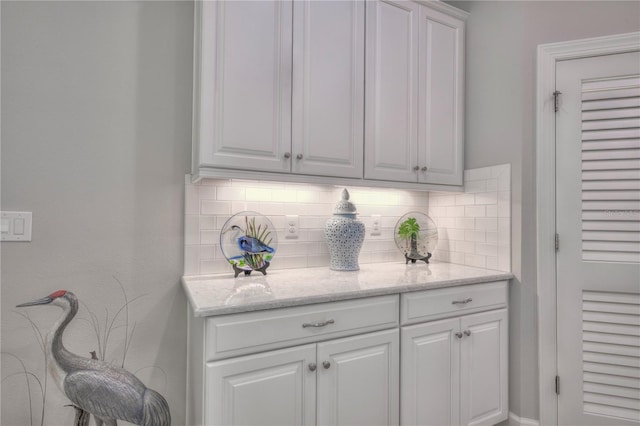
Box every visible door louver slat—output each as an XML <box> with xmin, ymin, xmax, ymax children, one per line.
<box><xmin>582</xmin><ymin>290</ymin><xmax>640</xmax><ymax>422</ymax></box>
<box><xmin>581</xmin><ymin>76</ymin><xmax>640</xmax><ymax>264</ymax></box>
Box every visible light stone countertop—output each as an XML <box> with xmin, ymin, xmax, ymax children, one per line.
<box><xmin>182</xmin><ymin>261</ymin><xmax>513</xmax><ymax>317</ymax></box>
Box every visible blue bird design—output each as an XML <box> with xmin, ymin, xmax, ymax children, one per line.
<box><xmin>238</xmin><ymin>236</ymin><xmax>275</xmax><ymax>254</ymax></box>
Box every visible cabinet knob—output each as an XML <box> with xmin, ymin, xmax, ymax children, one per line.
<box><xmin>322</xmin><ymin>361</ymin><xmax>331</xmax><ymax>369</ymax></box>
<box><xmin>455</xmin><ymin>332</ymin><xmax>463</xmax><ymax>339</ymax></box>
<box><xmin>413</xmin><ymin>166</ymin><xmax>420</xmax><ymax>171</ymax></box>
<box><xmin>284</xmin><ymin>152</ymin><xmax>291</xmax><ymax>159</ymax></box>
<box><xmin>296</xmin><ymin>153</ymin><xmax>304</xmax><ymax>160</ymax></box>
<box><xmin>308</xmin><ymin>363</ymin><xmax>317</xmax><ymax>372</ymax></box>
<box><xmin>464</xmin><ymin>330</ymin><xmax>471</xmax><ymax>336</ymax></box>
<box><xmin>421</xmin><ymin>166</ymin><xmax>428</xmax><ymax>172</ymax></box>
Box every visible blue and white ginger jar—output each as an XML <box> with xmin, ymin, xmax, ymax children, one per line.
<box><xmin>324</xmin><ymin>188</ymin><xmax>365</xmax><ymax>271</ymax></box>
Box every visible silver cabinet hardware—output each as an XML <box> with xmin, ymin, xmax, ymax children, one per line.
<box><xmin>452</xmin><ymin>298</ymin><xmax>473</xmax><ymax>305</ymax></box>
<box><xmin>421</xmin><ymin>166</ymin><xmax>428</xmax><ymax>172</ymax></box>
<box><xmin>296</xmin><ymin>153</ymin><xmax>304</xmax><ymax>160</ymax></box>
<box><xmin>464</xmin><ymin>330</ymin><xmax>471</xmax><ymax>336</ymax></box>
<box><xmin>413</xmin><ymin>166</ymin><xmax>420</xmax><ymax>171</ymax></box>
<box><xmin>284</xmin><ymin>152</ymin><xmax>291</xmax><ymax>159</ymax></box>
<box><xmin>308</xmin><ymin>363</ymin><xmax>317</xmax><ymax>372</ymax></box>
<box><xmin>302</xmin><ymin>319</ymin><xmax>335</xmax><ymax>328</ymax></box>
<box><xmin>455</xmin><ymin>332</ymin><xmax>463</xmax><ymax>339</ymax></box>
<box><xmin>323</xmin><ymin>361</ymin><xmax>331</xmax><ymax>369</ymax></box>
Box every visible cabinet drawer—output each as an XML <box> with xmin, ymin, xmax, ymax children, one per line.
<box><xmin>206</xmin><ymin>295</ymin><xmax>399</xmax><ymax>360</ymax></box>
<box><xmin>401</xmin><ymin>281</ymin><xmax>507</xmax><ymax>325</ymax></box>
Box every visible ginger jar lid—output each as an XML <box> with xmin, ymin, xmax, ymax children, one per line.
<box><xmin>333</xmin><ymin>188</ymin><xmax>357</xmax><ymax>216</ymax></box>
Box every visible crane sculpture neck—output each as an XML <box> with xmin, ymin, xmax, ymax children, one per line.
<box><xmin>49</xmin><ymin>292</ymin><xmax>89</xmax><ymax>373</ymax></box>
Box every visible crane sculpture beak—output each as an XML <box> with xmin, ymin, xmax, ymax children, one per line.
<box><xmin>17</xmin><ymin>296</ymin><xmax>53</xmax><ymax>307</ymax></box>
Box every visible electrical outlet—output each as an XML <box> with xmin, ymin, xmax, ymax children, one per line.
<box><xmin>285</xmin><ymin>215</ymin><xmax>299</xmax><ymax>239</ymax></box>
<box><xmin>371</xmin><ymin>214</ymin><xmax>381</xmax><ymax>236</ymax></box>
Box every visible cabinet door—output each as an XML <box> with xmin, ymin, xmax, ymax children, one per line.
<box><xmin>317</xmin><ymin>329</ymin><xmax>399</xmax><ymax>426</ymax></box>
<box><xmin>460</xmin><ymin>309</ymin><xmax>508</xmax><ymax>426</ymax></box>
<box><xmin>401</xmin><ymin>317</ymin><xmax>460</xmax><ymax>426</ymax></box>
<box><xmin>196</xmin><ymin>1</ymin><xmax>293</xmax><ymax>173</ymax></box>
<box><xmin>206</xmin><ymin>344</ymin><xmax>316</xmax><ymax>426</ymax></box>
<box><xmin>418</xmin><ymin>6</ymin><xmax>464</xmax><ymax>185</ymax></box>
<box><xmin>292</xmin><ymin>0</ymin><xmax>364</xmax><ymax>178</ymax></box>
<box><xmin>364</xmin><ymin>0</ymin><xmax>419</xmax><ymax>183</ymax></box>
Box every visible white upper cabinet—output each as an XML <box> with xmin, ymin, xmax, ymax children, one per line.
<box><xmin>418</xmin><ymin>5</ymin><xmax>465</xmax><ymax>185</ymax></box>
<box><xmin>193</xmin><ymin>0</ymin><xmax>466</xmax><ymax>188</ymax></box>
<box><xmin>292</xmin><ymin>1</ymin><xmax>365</xmax><ymax>178</ymax></box>
<box><xmin>194</xmin><ymin>1</ymin><xmax>293</xmax><ymax>174</ymax></box>
<box><xmin>365</xmin><ymin>0</ymin><xmax>466</xmax><ymax>186</ymax></box>
<box><xmin>365</xmin><ymin>0</ymin><xmax>420</xmax><ymax>183</ymax></box>
<box><xmin>193</xmin><ymin>0</ymin><xmax>364</xmax><ymax>178</ymax></box>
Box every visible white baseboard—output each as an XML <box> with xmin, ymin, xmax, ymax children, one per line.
<box><xmin>509</xmin><ymin>411</ymin><xmax>540</xmax><ymax>426</ymax></box>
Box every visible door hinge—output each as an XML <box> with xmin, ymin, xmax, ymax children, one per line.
<box><xmin>553</xmin><ymin>90</ymin><xmax>562</xmax><ymax>112</ymax></box>
<box><xmin>555</xmin><ymin>233</ymin><xmax>559</xmax><ymax>251</ymax></box>
<box><xmin>555</xmin><ymin>375</ymin><xmax>560</xmax><ymax>395</ymax></box>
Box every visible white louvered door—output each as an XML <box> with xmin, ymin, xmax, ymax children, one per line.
<box><xmin>556</xmin><ymin>51</ymin><xmax>640</xmax><ymax>426</ymax></box>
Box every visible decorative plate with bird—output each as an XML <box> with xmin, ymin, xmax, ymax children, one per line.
<box><xmin>220</xmin><ymin>211</ymin><xmax>278</xmax><ymax>277</ymax></box>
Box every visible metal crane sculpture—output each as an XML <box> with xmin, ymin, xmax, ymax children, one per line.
<box><xmin>17</xmin><ymin>290</ymin><xmax>171</xmax><ymax>426</ymax></box>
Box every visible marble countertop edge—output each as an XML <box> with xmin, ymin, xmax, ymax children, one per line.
<box><xmin>182</xmin><ymin>262</ymin><xmax>514</xmax><ymax>317</ymax></box>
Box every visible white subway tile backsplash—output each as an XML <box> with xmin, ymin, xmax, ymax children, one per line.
<box><xmin>475</xmin><ymin>192</ymin><xmax>498</xmax><ymax>205</ymax></box>
<box><xmin>184</xmin><ymin>179</ymin><xmax>430</xmax><ymax>275</ymax></box>
<box><xmin>200</xmin><ymin>216</ymin><xmax>216</xmax><ymax>230</ymax></box>
<box><xmin>200</xmin><ymin>230</ymin><xmax>219</xmax><ymax>245</ymax></box>
<box><xmin>199</xmin><ymin>186</ymin><xmax>216</xmax><ymax>200</ymax></box>
<box><xmin>185</xmin><ymin>185</ymin><xmax>199</xmax><ymax>215</ymax></box>
<box><xmin>202</xmin><ymin>200</ymin><xmax>231</xmax><ymax>215</ymax></box>
<box><xmin>465</xmin><ymin>253</ymin><xmax>486</xmax><ymax>268</ymax></box>
<box><xmin>185</xmin><ymin>215</ymin><xmax>200</xmax><ymax>245</ymax></box>
<box><xmin>455</xmin><ymin>217</ymin><xmax>476</xmax><ymax>230</ymax></box>
<box><xmin>476</xmin><ymin>243</ymin><xmax>498</xmax><ymax>257</ymax></box>
<box><xmin>184</xmin><ymin>163</ymin><xmax>511</xmax><ymax>275</ymax></box>
<box><xmin>464</xmin><ymin>179</ymin><xmax>486</xmax><ymax>193</ymax></box>
<box><xmin>216</xmin><ymin>186</ymin><xmax>246</xmax><ymax>201</ymax></box>
<box><xmin>476</xmin><ymin>217</ymin><xmax>498</xmax><ymax>231</ymax></box>
<box><xmin>429</xmin><ymin>163</ymin><xmax>511</xmax><ymax>272</ymax></box>
<box><xmin>446</xmin><ymin>206</ymin><xmax>465</xmax><ymax>217</ymax></box>
<box><xmin>464</xmin><ymin>205</ymin><xmax>486</xmax><ymax>217</ymax></box>
<box><xmin>465</xmin><ymin>230</ymin><xmax>486</xmax><ymax>243</ymax></box>
<box><xmin>455</xmin><ymin>193</ymin><xmax>475</xmax><ymax>206</ymax></box>
<box><xmin>464</xmin><ymin>167</ymin><xmax>492</xmax><ymax>181</ymax></box>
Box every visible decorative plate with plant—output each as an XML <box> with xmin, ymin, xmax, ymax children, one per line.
<box><xmin>394</xmin><ymin>212</ymin><xmax>438</xmax><ymax>264</ymax></box>
<box><xmin>220</xmin><ymin>212</ymin><xmax>278</xmax><ymax>277</ymax></box>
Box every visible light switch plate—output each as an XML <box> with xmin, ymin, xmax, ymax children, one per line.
<box><xmin>1</xmin><ymin>211</ymin><xmax>32</xmax><ymax>241</ymax></box>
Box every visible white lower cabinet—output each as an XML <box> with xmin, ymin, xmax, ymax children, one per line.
<box><xmin>206</xmin><ymin>344</ymin><xmax>317</xmax><ymax>426</ymax></box>
<box><xmin>206</xmin><ymin>329</ymin><xmax>399</xmax><ymax>426</ymax></box>
<box><xmin>317</xmin><ymin>329</ymin><xmax>399</xmax><ymax>426</ymax></box>
<box><xmin>187</xmin><ymin>285</ymin><xmax>508</xmax><ymax>426</ymax></box>
<box><xmin>401</xmin><ymin>309</ymin><xmax>508</xmax><ymax>426</ymax></box>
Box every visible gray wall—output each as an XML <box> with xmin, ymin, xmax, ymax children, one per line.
<box><xmin>2</xmin><ymin>1</ymin><xmax>639</xmax><ymax>424</ymax></box>
<box><xmin>447</xmin><ymin>0</ymin><xmax>640</xmax><ymax>421</ymax></box>
<box><xmin>1</xmin><ymin>1</ymin><xmax>193</xmax><ymax>424</ymax></box>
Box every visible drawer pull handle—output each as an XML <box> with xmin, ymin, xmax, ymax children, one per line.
<box><xmin>452</xmin><ymin>298</ymin><xmax>473</xmax><ymax>305</ymax></box>
<box><xmin>302</xmin><ymin>319</ymin><xmax>335</xmax><ymax>328</ymax></box>
<box><xmin>308</xmin><ymin>363</ymin><xmax>317</xmax><ymax>372</ymax></box>
<box><xmin>323</xmin><ymin>361</ymin><xmax>331</xmax><ymax>369</ymax></box>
